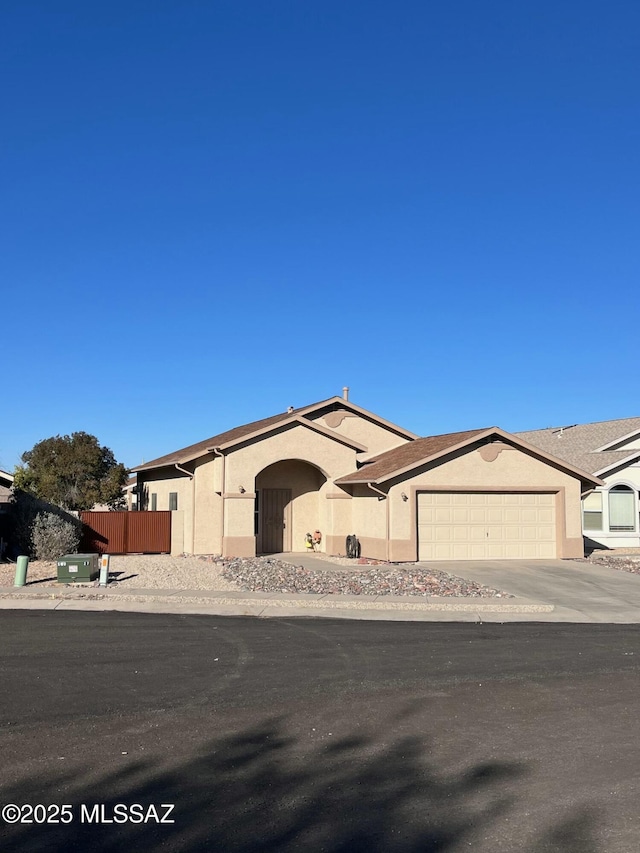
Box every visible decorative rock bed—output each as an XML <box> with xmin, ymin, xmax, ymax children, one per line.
<box><xmin>220</xmin><ymin>556</ymin><xmax>510</xmax><ymax>598</ymax></box>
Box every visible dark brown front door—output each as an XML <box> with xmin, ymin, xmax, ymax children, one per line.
<box><xmin>259</xmin><ymin>488</ymin><xmax>291</xmax><ymax>553</ymax></box>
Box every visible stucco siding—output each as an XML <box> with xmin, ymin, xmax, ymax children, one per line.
<box><xmin>389</xmin><ymin>446</ymin><xmax>581</xmax><ymax>540</ymax></box>
<box><xmin>139</xmin><ymin>468</ymin><xmax>194</xmax><ymax>551</ymax></box>
<box><xmin>308</xmin><ymin>410</ymin><xmax>410</xmax><ymax>456</ymax></box>
<box><xmin>226</xmin><ymin>423</ymin><xmax>359</xmax><ymax>486</ymax></box>
<box><xmin>350</xmin><ymin>484</ymin><xmax>387</xmax><ymax>558</ymax></box>
<box><xmin>324</xmin><ymin>493</ymin><xmax>353</xmax><ymax>556</ymax></box>
<box><xmin>194</xmin><ymin>457</ymin><xmax>222</xmax><ymax>554</ymax></box>
<box><xmin>600</xmin><ymin>464</ymin><xmax>640</xmax><ymax>490</ymax></box>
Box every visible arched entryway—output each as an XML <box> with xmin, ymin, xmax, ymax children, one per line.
<box><xmin>255</xmin><ymin>460</ymin><xmax>327</xmax><ymax>554</ymax></box>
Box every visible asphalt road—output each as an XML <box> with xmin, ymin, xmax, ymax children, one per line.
<box><xmin>2</xmin><ymin>611</ymin><xmax>640</xmax><ymax>852</ymax></box>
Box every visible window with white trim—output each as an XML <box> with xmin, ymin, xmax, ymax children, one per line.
<box><xmin>583</xmin><ymin>492</ymin><xmax>603</xmax><ymax>531</ymax></box>
<box><xmin>608</xmin><ymin>485</ymin><xmax>636</xmax><ymax>532</ymax></box>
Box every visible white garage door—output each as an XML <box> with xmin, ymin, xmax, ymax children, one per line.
<box><xmin>417</xmin><ymin>492</ymin><xmax>557</xmax><ymax>560</ymax></box>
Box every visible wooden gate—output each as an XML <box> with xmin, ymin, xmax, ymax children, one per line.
<box><xmin>80</xmin><ymin>511</ymin><xmax>171</xmax><ymax>555</ymax></box>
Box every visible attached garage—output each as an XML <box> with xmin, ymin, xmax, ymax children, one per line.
<box><xmin>335</xmin><ymin>426</ymin><xmax>602</xmax><ymax>562</ymax></box>
<box><xmin>417</xmin><ymin>491</ymin><xmax>557</xmax><ymax>560</ymax></box>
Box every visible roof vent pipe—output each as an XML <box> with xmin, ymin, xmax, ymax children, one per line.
<box><xmin>342</xmin><ymin>386</ymin><xmax>349</xmax><ymax>401</ymax></box>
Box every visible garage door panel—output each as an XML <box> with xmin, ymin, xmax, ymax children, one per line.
<box><xmin>418</xmin><ymin>492</ymin><xmax>557</xmax><ymax>560</ymax></box>
<box><xmin>451</xmin><ymin>508</ymin><xmax>466</xmax><ymax>521</ymax></box>
<box><xmin>468</xmin><ymin>509</ymin><xmax>486</xmax><ymax>523</ymax></box>
<box><xmin>503</xmin><ymin>509</ymin><xmax>521</xmax><ymax>522</ymax></box>
<box><xmin>435</xmin><ymin>508</ymin><xmax>452</xmax><ymax>523</ymax></box>
<box><xmin>468</xmin><ymin>494</ymin><xmax>487</xmax><ymax>506</ymax></box>
<box><xmin>451</xmin><ymin>493</ymin><xmax>469</xmax><ymax>505</ymax></box>
<box><xmin>468</xmin><ymin>527</ymin><xmax>487</xmax><ymax>541</ymax></box>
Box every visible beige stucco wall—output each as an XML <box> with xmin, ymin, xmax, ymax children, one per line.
<box><xmin>226</xmin><ymin>422</ymin><xmax>359</xmax><ymax>487</ymax></box>
<box><xmin>138</xmin><ymin>468</ymin><xmax>194</xmax><ymax>552</ymax></box>
<box><xmin>382</xmin><ymin>445</ymin><xmax>583</xmax><ymax>560</ymax></box>
<box><xmin>141</xmin><ymin>430</ymin><xmax>588</xmax><ymax>560</ymax></box>
<box><xmin>192</xmin><ymin>457</ymin><xmax>222</xmax><ymax>554</ymax></box>
<box><xmin>308</xmin><ymin>410</ymin><xmax>410</xmax><ymax>456</ymax></box>
<box><xmin>216</xmin><ymin>423</ymin><xmax>360</xmax><ymax>557</ymax></box>
<box><xmin>391</xmin><ymin>446</ymin><xmax>581</xmax><ymax>538</ymax></box>
<box><xmin>349</xmin><ymin>444</ymin><xmax>585</xmax><ymax>560</ymax></box>
<box><xmin>350</xmin><ymin>484</ymin><xmax>388</xmax><ymax>559</ymax></box>
<box><xmin>324</xmin><ymin>494</ymin><xmax>354</xmax><ymax>556</ymax></box>
<box><xmin>170</xmin><ymin>511</ymin><xmax>185</xmax><ymax>556</ymax></box>
<box><xmin>137</xmin><ymin>409</ymin><xmax>412</xmax><ymax>558</ymax></box>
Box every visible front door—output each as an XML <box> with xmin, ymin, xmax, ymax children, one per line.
<box><xmin>259</xmin><ymin>488</ymin><xmax>291</xmax><ymax>553</ymax></box>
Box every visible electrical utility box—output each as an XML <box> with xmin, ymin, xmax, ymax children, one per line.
<box><xmin>56</xmin><ymin>554</ymin><xmax>99</xmax><ymax>583</ymax></box>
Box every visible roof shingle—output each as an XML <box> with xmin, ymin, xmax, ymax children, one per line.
<box><xmin>335</xmin><ymin>428</ymin><xmax>490</xmax><ymax>483</ymax></box>
<box><xmin>516</xmin><ymin>417</ymin><xmax>640</xmax><ymax>475</ymax></box>
<box><xmin>132</xmin><ymin>401</ymin><xmax>334</xmax><ymax>472</ymax></box>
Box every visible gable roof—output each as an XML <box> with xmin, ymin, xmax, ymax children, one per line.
<box><xmin>336</xmin><ymin>427</ymin><xmax>603</xmax><ymax>487</ymax></box>
<box><xmin>516</xmin><ymin>416</ymin><xmax>640</xmax><ymax>475</ymax></box>
<box><xmin>0</xmin><ymin>469</ymin><xmax>13</xmax><ymax>488</ymax></box>
<box><xmin>132</xmin><ymin>397</ymin><xmax>416</xmax><ymax>473</ymax></box>
<box><xmin>336</xmin><ymin>428</ymin><xmax>489</xmax><ymax>483</ymax></box>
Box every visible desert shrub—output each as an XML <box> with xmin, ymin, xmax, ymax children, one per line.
<box><xmin>7</xmin><ymin>490</ymin><xmax>82</xmax><ymax>559</ymax></box>
<box><xmin>31</xmin><ymin>511</ymin><xmax>82</xmax><ymax>561</ymax></box>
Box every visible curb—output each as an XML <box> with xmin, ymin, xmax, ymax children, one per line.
<box><xmin>0</xmin><ymin>586</ymin><xmax>555</xmax><ymax>622</ymax></box>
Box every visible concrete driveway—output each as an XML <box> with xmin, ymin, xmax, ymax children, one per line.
<box><xmin>417</xmin><ymin>558</ymin><xmax>640</xmax><ymax>622</ymax></box>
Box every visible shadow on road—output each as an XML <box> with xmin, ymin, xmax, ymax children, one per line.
<box><xmin>1</xmin><ymin>714</ymin><xmax>600</xmax><ymax>852</ymax></box>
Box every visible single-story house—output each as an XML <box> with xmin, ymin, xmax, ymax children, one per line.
<box><xmin>517</xmin><ymin>417</ymin><xmax>640</xmax><ymax>550</ymax></box>
<box><xmin>132</xmin><ymin>393</ymin><xmax>602</xmax><ymax>561</ymax></box>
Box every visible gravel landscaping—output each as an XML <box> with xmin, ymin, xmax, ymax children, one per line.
<box><xmin>576</xmin><ymin>551</ymin><xmax>640</xmax><ymax>576</ymax></box>
<box><xmin>0</xmin><ymin>554</ymin><xmax>236</xmax><ymax>591</ymax></box>
<box><xmin>0</xmin><ymin>553</ymin><xmax>509</xmax><ymax>598</ymax></box>
<box><xmin>221</xmin><ymin>556</ymin><xmax>509</xmax><ymax>598</ymax></box>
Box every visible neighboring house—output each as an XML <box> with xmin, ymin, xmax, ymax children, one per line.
<box><xmin>0</xmin><ymin>469</ymin><xmax>14</xmax><ymax>515</ymax></box>
<box><xmin>90</xmin><ymin>477</ymin><xmax>138</xmax><ymax>512</ymax></box>
<box><xmin>124</xmin><ymin>476</ymin><xmax>138</xmax><ymax>510</ymax></box>
<box><xmin>132</xmin><ymin>393</ymin><xmax>601</xmax><ymax>561</ymax></box>
<box><xmin>0</xmin><ymin>469</ymin><xmax>14</xmax><ymax>549</ymax></box>
<box><xmin>517</xmin><ymin>418</ymin><xmax>640</xmax><ymax>550</ymax></box>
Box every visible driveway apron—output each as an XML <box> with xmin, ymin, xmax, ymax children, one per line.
<box><xmin>417</xmin><ymin>559</ymin><xmax>640</xmax><ymax>621</ymax></box>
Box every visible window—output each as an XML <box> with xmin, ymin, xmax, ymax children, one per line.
<box><xmin>608</xmin><ymin>485</ymin><xmax>636</xmax><ymax>532</ymax></box>
<box><xmin>254</xmin><ymin>491</ymin><xmax>260</xmax><ymax>536</ymax></box>
<box><xmin>151</xmin><ymin>493</ymin><xmax>157</xmax><ymax>512</ymax></box>
<box><xmin>583</xmin><ymin>492</ymin><xmax>603</xmax><ymax>531</ymax></box>
<box><xmin>169</xmin><ymin>492</ymin><xmax>178</xmax><ymax>511</ymax></box>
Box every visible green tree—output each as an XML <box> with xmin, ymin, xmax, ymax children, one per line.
<box><xmin>14</xmin><ymin>432</ymin><xmax>129</xmax><ymax>511</ymax></box>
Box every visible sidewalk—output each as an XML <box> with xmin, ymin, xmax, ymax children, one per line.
<box><xmin>5</xmin><ymin>551</ymin><xmax>640</xmax><ymax>623</ymax></box>
<box><xmin>0</xmin><ymin>583</ymin><xmax>586</xmax><ymax>623</ymax></box>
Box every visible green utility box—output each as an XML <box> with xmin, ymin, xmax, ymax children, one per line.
<box><xmin>57</xmin><ymin>554</ymin><xmax>99</xmax><ymax>583</ymax></box>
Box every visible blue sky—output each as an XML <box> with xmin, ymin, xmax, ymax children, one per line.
<box><xmin>3</xmin><ymin>0</ymin><xmax>639</xmax><ymax>471</ymax></box>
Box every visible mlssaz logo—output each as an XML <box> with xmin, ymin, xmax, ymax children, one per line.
<box><xmin>80</xmin><ymin>804</ymin><xmax>175</xmax><ymax>824</ymax></box>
